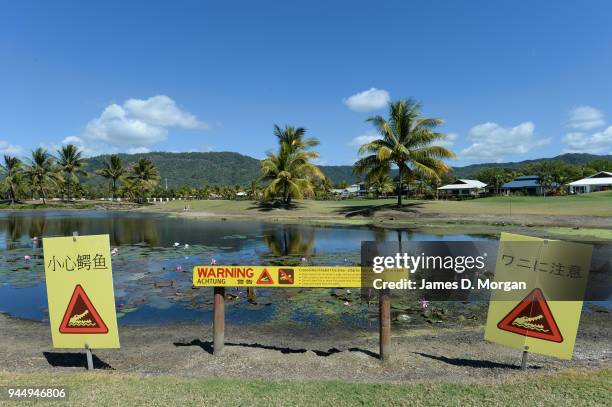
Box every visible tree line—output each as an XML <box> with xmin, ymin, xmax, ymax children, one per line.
<box><xmin>2</xmin><ymin>98</ymin><xmax>609</xmax><ymax>206</ymax></box>
<box><xmin>0</xmin><ymin>146</ymin><xmax>160</xmax><ymax>205</ymax></box>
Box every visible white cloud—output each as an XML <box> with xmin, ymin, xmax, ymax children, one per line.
<box><xmin>343</xmin><ymin>88</ymin><xmax>390</xmax><ymax>112</ymax></box>
<box><xmin>458</xmin><ymin>122</ymin><xmax>550</xmax><ymax>162</ymax></box>
<box><xmin>123</xmin><ymin>95</ymin><xmax>206</xmax><ymax>129</ymax></box>
<box><xmin>82</xmin><ymin>95</ymin><xmax>207</xmax><ymax>148</ymax></box>
<box><xmin>0</xmin><ymin>140</ymin><xmax>24</xmax><ymax>156</ymax></box>
<box><xmin>562</xmin><ymin>126</ymin><xmax>612</xmax><ymax>154</ymax></box>
<box><xmin>348</xmin><ymin>132</ymin><xmax>380</xmax><ymax>147</ymax></box>
<box><xmin>127</xmin><ymin>146</ymin><xmax>151</xmax><ymax>154</ymax></box>
<box><xmin>62</xmin><ymin>136</ymin><xmax>84</xmax><ymax>145</ymax></box>
<box><xmin>566</xmin><ymin>106</ymin><xmax>605</xmax><ymax>130</ymax></box>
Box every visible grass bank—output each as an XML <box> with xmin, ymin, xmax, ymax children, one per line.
<box><xmin>149</xmin><ymin>191</ymin><xmax>612</xmax><ymax>218</ymax></box>
<box><xmin>2</xmin><ymin>369</ymin><xmax>609</xmax><ymax>406</ymax></box>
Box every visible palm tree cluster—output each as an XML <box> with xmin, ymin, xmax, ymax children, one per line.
<box><xmin>0</xmin><ymin>145</ymin><xmax>160</xmax><ymax>205</ymax></box>
<box><xmin>354</xmin><ymin>99</ymin><xmax>455</xmax><ymax>206</ymax></box>
<box><xmin>260</xmin><ymin>125</ymin><xmax>324</xmax><ymax>205</ymax></box>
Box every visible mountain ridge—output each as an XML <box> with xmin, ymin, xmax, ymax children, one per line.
<box><xmin>84</xmin><ymin>151</ymin><xmax>612</xmax><ymax>188</ymax></box>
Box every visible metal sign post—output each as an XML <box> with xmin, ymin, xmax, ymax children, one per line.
<box><xmin>521</xmin><ymin>346</ymin><xmax>529</xmax><ymax>370</ymax></box>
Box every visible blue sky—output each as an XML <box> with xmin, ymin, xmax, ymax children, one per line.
<box><xmin>1</xmin><ymin>0</ymin><xmax>611</xmax><ymax>166</ymax></box>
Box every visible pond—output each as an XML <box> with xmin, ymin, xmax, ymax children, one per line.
<box><xmin>0</xmin><ymin>210</ymin><xmax>493</xmax><ymax>328</ymax></box>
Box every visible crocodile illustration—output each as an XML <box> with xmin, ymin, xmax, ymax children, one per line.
<box><xmin>511</xmin><ymin>314</ymin><xmax>549</xmax><ymax>332</ymax></box>
<box><xmin>68</xmin><ymin>310</ymin><xmax>96</xmax><ymax>327</ymax></box>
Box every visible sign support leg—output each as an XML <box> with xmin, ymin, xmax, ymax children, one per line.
<box><xmin>85</xmin><ymin>344</ymin><xmax>94</xmax><ymax>370</ymax></box>
<box><xmin>379</xmin><ymin>288</ymin><xmax>391</xmax><ymax>362</ymax></box>
<box><xmin>521</xmin><ymin>347</ymin><xmax>529</xmax><ymax>370</ymax></box>
<box><xmin>213</xmin><ymin>286</ymin><xmax>225</xmax><ymax>356</ymax></box>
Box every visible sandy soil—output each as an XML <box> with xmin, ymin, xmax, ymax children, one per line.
<box><xmin>1</xmin><ymin>310</ymin><xmax>609</xmax><ymax>384</ymax></box>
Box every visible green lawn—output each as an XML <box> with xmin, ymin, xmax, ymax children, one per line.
<box><xmin>1</xmin><ymin>369</ymin><xmax>610</xmax><ymax>406</ymax></box>
<box><xmin>152</xmin><ymin>191</ymin><xmax>612</xmax><ymax>217</ymax></box>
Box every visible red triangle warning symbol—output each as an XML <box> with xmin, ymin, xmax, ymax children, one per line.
<box><xmin>256</xmin><ymin>268</ymin><xmax>274</xmax><ymax>285</ymax></box>
<box><xmin>497</xmin><ymin>288</ymin><xmax>563</xmax><ymax>343</ymax></box>
<box><xmin>59</xmin><ymin>285</ymin><xmax>108</xmax><ymax>334</ymax></box>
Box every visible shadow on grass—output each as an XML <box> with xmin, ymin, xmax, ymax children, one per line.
<box><xmin>414</xmin><ymin>352</ymin><xmax>539</xmax><ymax>370</ymax></box>
<box><xmin>174</xmin><ymin>339</ymin><xmax>379</xmax><ymax>359</ymax></box>
<box><xmin>333</xmin><ymin>202</ymin><xmax>425</xmax><ymax>218</ymax></box>
<box><xmin>43</xmin><ymin>351</ymin><xmax>114</xmax><ymax>370</ymax></box>
<box><xmin>246</xmin><ymin>201</ymin><xmax>307</xmax><ymax>212</ymax></box>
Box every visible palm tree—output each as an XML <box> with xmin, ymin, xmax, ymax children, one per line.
<box><xmin>354</xmin><ymin>99</ymin><xmax>455</xmax><ymax>206</ymax></box>
<box><xmin>0</xmin><ymin>155</ymin><xmax>24</xmax><ymax>205</ymax></box>
<box><xmin>366</xmin><ymin>173</ymin><xmax>395</xmax><ymax>199</ymax></box>
<box><xmin>126</xmin><ymin>158</ymin><xmax>160</xmax><ymax>203</ymax></box>
<box><xmin>57</xmin><ymin>144</ymin><xmax>87</xmax><ymax>201</ymax></box>
<box><xmin>97</xmin><ymin>154</ymin><xmax>126</xmax><ymax>200</ymax></box>
<box><xmin>261</xmin><ymin>125</ymin><xmax>324</xmax><ymax>205</ymax></box>
<box><xmin>273</xmin><ymin>125</ymin><xmax>320</xmax><ymax>155</ymax></box>
<box><xmin>25</xmin><ymin>148</ymin><xmax>60</xmax><ymax>204</ymax></box>
<box><xmin>261</xmin><ymin>151</ymin><xmax>324</xmax><ymax>204</ymax></box>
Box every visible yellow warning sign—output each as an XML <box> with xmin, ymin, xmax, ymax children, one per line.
<box><xmin>193</xmin><ymin>266</ymin><xmax>364</xmax><ymax>287</ymax></box>
<box><xmin>484</xmin><ymin>233</ymin><xmax>592</xmax><ymax>359</ymax></box>
<box><xmin>193</xmin><ymin>265</ymin><xmax>406</xmax><ymax>288</ymax></box>
<box><xmin>43</xmin><ymin>234</ymin><xmax>120</xmax><ymax>348</ymax></box>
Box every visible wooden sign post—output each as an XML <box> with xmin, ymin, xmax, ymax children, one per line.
<box><xmin>195</xmin><ymin>265</ymin><xmax>401</xmax><ymax>363</ymax></box>
<box><xmin>379</xmin><ymin>288</ymin><xmax>391</xmax><ymax>362</ymax></box>
<box><xmin>213</xmin><ymin>287</ymin><xmax>225</xmax><ymax>356</ymax></box>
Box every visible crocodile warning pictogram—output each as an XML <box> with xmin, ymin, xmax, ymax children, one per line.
<box><xmin>497</xmin><ymin>288</ymin><xmax>563</xmax><ymax>343</ymax></box>
<box><xmin>59</xmin><ymin>285</ymin><xmax>109</xmax><ymax>334</ymax></box>
<box><xmin>256</xmin><ymin>268</ymin><xmax>274</xmax><ymax>285</ymax></box>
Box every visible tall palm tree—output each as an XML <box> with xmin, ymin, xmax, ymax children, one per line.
<box><xmin>57</xmin><ymin>144</ymin><xmax>87</xmax><ymax>201</ymax></box>
<box><xmin>261</xmin><ymin>151</ymin><xmax>324</xmax><ymax>204</ymax></box>
<box><xmin>0</xmin><ymin>155</ymin><xmax>24</xmax><ymax>205</ymax></box>
<box><xmin>126</xmin><ymin>158</ymin><xmax>160</xmax><ymax>203</ymax></box>
<box><xmin>353</xmin><ymin>99</ymin><xmax>455</xmax><ymax>206</ymax></box>
<box><xmin>261</xmin><ymin>125</ymin><xmax>324</xmax><ymax>205</ymax></box>
<box><xmin>25</xmin><ymin>148</ymin><xmax>60</xmax><ymax>204</ymax></box>
<box><xmin>96</xmin><ymin>154</ymin><xmax>126</xmax><ymax>200</ymax></box>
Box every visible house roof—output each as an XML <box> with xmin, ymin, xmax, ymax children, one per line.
<box><xmin>437</xmin><ymin>179</ymin><xmax>487</xmax><ymax>190</ymax></box>
<box><xmin>569</xmin><ymin>171</ymin><xmax>612</xmax><ymax>186</ymax></box>
<box><xmin>502</xmin><ymin>175</ymin><xmax>541</xmax><ymax>188</ymax></box>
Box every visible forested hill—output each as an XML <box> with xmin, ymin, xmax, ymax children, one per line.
<box><xmin>85</xmin><ymin>151</ymin><xmax>363</xmax><ymax>187</ymax></box>
<box><xmin>85</xmin><ymin>152</ymin><xmax>262</xmax><ymax>188</ymax></box>
<box><xmin>450</xmin><ymin>153</ymin><xmax>612</xmax><ymax>178</ymax></box>
<box><xmin>85</xmin><ymin>152</ymin><xmax>611</xmax><ymax>188</ymax></box>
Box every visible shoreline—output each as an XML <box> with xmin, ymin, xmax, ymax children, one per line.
<box><xmin>1</xmin><ymin>197</ymin><xmax>611</xmax><ymax>240</ymax></box>
<box><xmin>1</xmin><ymin>310</ymin><xmax>609</xmax><ymax>383</ymax></box>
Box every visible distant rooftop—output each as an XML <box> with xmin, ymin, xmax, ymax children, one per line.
<box><xmin>503</xmin><ymin>175</ymin><xmax>541</xmax><ymax>189</ymax></box>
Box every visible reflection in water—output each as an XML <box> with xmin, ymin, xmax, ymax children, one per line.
<box><xmin>0</xmin><ymin>210</ymin><xmax>493</xmax><ymax>325</ymax></box>
<box><xmin>263</xmin><ymin>226</ymin><xmax>315</xmax><ymax>257</ymax></box>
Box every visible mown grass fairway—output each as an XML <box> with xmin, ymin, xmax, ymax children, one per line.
<box><xmin>152</xmin><ymin>191</ymin><xmax>612</xmax><ymax>217</ymax></box>
<box><xmin>2</xmin><ymin>369</ymin><xmax>610</xmax><ymax>406</ymax></box>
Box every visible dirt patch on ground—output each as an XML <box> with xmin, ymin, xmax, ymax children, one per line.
<box><xmin>1</xmin><ymin>310</ymin><xmax>609</xmax><ymax>383</ymax></box>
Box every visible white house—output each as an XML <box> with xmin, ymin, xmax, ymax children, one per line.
<box><xmin>331</xmin><ymin>183</ymin><xmax>367</xmax><ymax>198</ymax></box>
<box><xmin>569</xmin><ymin>171</ymin><xmax>612</xmax><ymax>194</ymax></box>
<box><xmin>437</xmin><ymin>179</ymin><xmax>487</xmax><ymax>197</ymax></box>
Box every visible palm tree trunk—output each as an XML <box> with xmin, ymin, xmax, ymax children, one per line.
<box><xmin>112</xmin><ymin>179</ymin><xmax>116</xmax><ymax>201</ymax></box>
<box><xmin>397</xmin><ymin>166</ymin><xmax>403</xmax><ymax>207</ymax></box>
<box><xmin>40</xmin><ymin>186</ymin><xmax>46</xmax><ymax>205</ymax></box>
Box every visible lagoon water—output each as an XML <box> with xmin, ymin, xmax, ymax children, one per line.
<box><xmin>0</xmin><ymin>210</ymin><xmax>492</xmax><ymax>327</ymax></box>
